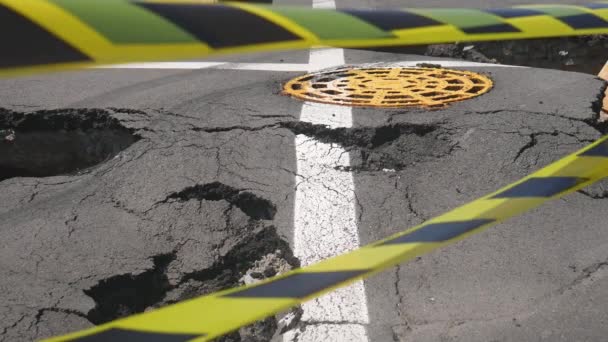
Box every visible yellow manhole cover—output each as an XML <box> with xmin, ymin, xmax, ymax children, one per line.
<box><xmin>283</xmin><ymin>67</ymin><xmax>493</xmax><ymax>108</ymax></box>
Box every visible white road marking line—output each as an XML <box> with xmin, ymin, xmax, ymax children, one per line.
<box><xmin>96</xmin><ymin>60</ymin><xmax>522</xmax><ymax>71</ymax></box>
<box><xmin>287</xmin><ymin>68</ymin><xmax>371</xmax><ymax>342</ymax></box>
<box><xmin>285</xmin><ymin>0</ymin><xmax>370</xmax><ymax>341</ymax></box>
<box><xmin>97</xmin><ymin>62</ymin><xmax>227</xmax><ymax>69</ymax></box>
<box><xmin>308</xmin><ymin>48</ymin><xmax>347</xmax><ymax>71</ymax></box>
<box><xmin>310</xmin><ymin>0</ymin><xmax>336</xmax><ymax>8</ymax></box>
<box><xmin>221</xmin><ymin>62</ymin><xmax>310</xmax><ymax>72</ymax></box>
<box><xmin>97</xmin><ymin>62</ymin><xmax>309</xmax><ymax>71</ymax></box>
<box><xmin>286</xmin><ymin>324</ymin><xmax>369</xmax><ymax>341</ymax></box>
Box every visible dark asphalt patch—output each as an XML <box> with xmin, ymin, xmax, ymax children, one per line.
<box><xmin>282</xmin><ymin>121</ymin><xmax>438</xmax><ymax>147</ymax></box>
<box><xmin>360</xmin><ymin>35</ymin><xmax>608</xmax><ymax>75</ymax></box>
<box><xmin>84</xmin><ymin>253</ymin><xmax>175</xmax><ymax>325</ymax></box>
<box><xmin>85</xmin><ymin>225</ymin><xmax>298</xmax><ymax>327</ymax></box>
<box><xmin>0</xmin><ymin>108</ymin><xmax>139</xmax><ymax>182</ymax></box>
<box><xmin>162</xmin><ymin>182</ymin><xmax>277</xmax><ymax>220</ymax></box>
<box><xmin>70</xmin><ymin>328</ymin><xmax>201</xmax><ymax>342</ymax></box>
<box><xmin>281</xmin><ymin>121</ymin><xmax>458</xmax><ymax>172</ymax></box>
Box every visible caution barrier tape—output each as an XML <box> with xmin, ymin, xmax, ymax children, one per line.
<box><xmin>44</xmin><ymin>134</ymin><xmax>608</xmax><ymax>341</ymax></box>
<box><xmin>2</xmin><ymin>1</ymin><xmax>608</xmax><ymax>76</ymax></box>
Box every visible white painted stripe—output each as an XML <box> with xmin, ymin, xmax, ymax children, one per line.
<box><xmin>222</xmin><ymin>63</ymin><xmax>310</xmax><ymax>72</ymax></box>
<box><xmin>96</xmin><ymin>60</ymin><xmax>521</xmax><ymax>71</ymax></box>
<box><xmin>286</xmin><ymin>0</ymin><xmax>370</xmax><ymax>341</ymax></box>
<box><xmin>292</xmin><ymin>129</ymin><xmax>369</xmax><ymax>319</ymax></box>
<box><xmin>97</xmin><ymin>62</ymin><xmax>309</xmax><ymax>71</ymax></box>
<box><xmin>288</xmin><ymin>84</ymin><xmax>371</xmax><ymax>342</ymax></box>
<box><xmin>311</xmin><ymin>0</ymin><xmax>337</xmax><ymax>8</ymax></box>
<box><xmin>308</xmin><ymin>48</ymin><xmax>347</xmax><ymax>71</ymax></box>
<box><xmin>297</xmin><ymin>102</ymin><xmax>353</xmax><ymax>128</ymax></box>
<box><xmin>286</xmin><ymin>324</ymin><xmax>368</xmax><ymax>341</ymax></box>
<box><xmin>97</xmin><ymin>62</ymin><xmax>227</xmax><ymax>69</ymax></box>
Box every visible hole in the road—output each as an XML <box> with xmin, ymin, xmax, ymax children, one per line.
<box><xmin>0</xmin><ymin>108</ymin><xmax>139</xmax><ymax>182</ymax></box>
<box><xmin>370</xmin><ymin>126</ymin><xmax>403</xmax><ymax>147</ymax></box>
<box><xmin>84</xmin><ymin>253</ymin><xmax>175</xmax><ymax>325</ymax></box>
<box><xmin>167</xmin><ymin>182</ymin><xmax>277</xmax><ymax>220</ymax></box>
<box><xmin>83</xmin><ymin>225</ymin><xmax>299</xmax><ymax>340</ymax></box>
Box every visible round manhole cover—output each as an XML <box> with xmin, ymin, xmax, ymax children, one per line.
<box><xmin>283</xmin><ymin>67</ymin><xmax>493</xmax><ymax>108</ymax></box>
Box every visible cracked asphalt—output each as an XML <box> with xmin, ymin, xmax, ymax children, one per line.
<box><xmin>2</xmin><ymin>1</ymin><xmax>608</xmax><ymax>341</ymax></box>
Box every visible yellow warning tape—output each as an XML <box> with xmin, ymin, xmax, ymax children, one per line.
<box><xmin>1</xmin><ymin>1</ymin><xmax>608</xmax><ymax>76</ymax></box>
<box><xmin>45</xmin><ymin>134</ymin><xmax>608</xmax><ymax>341</ymax></box>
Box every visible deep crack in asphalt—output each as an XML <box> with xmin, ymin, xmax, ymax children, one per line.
<box><xmin>163</xmin><ymin>182</ymin><xmax>277</xmax><ymax>221</ymax></box>
<box><xmin>0</xmin><ymin>108</ymin><xmax>139</xmax><ymax>181</ymax></box>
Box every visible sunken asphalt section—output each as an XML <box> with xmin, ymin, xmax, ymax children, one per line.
<box><xmin>1</xmin><ymin>49</ymin><xmax>608</xmax><ymax>341</ymax></box>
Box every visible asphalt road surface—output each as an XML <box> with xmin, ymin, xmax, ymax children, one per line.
<box><xmin>1</xmin><ymin>1</ymin><xmax>608</xmax><ymax>341</ymax></box>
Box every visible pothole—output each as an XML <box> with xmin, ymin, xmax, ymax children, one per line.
<box><xmin>84</xmin><ymin>253</ymin><xmax>175</xmax><ymax>325</ymax></box>
<box><xmin>0</xmin><ymin>108</ymin><xmax>139</xmax><ymax>181</ymax></box>
<box><xmin>280</xmin><ymin>121</ymin><xmax>458</xmax><ymax>171</ymax></box>
<box><xmin>83</xmin><ymin>224</ymin><xmax>299</xmax><ymax>341</ymax></box>
<box><xmin>283</xmin><ymin>67</ymin><xmax>493</xmax><ymax>108</ymax></box>
<box><xmin>165</xmin><ymin>182</ymin><xmax>277</xmax><ymax>220</ymax></box>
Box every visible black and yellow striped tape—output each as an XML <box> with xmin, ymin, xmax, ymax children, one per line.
<box><xmin>2</xmin><ymin>0</ymin><xmax>608</xmax><ymax>76</ymax></box>
<box><xmin>44</xmin><ymin>134</ymin><xmax>608</xmax><ymax>341</ymax></box>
